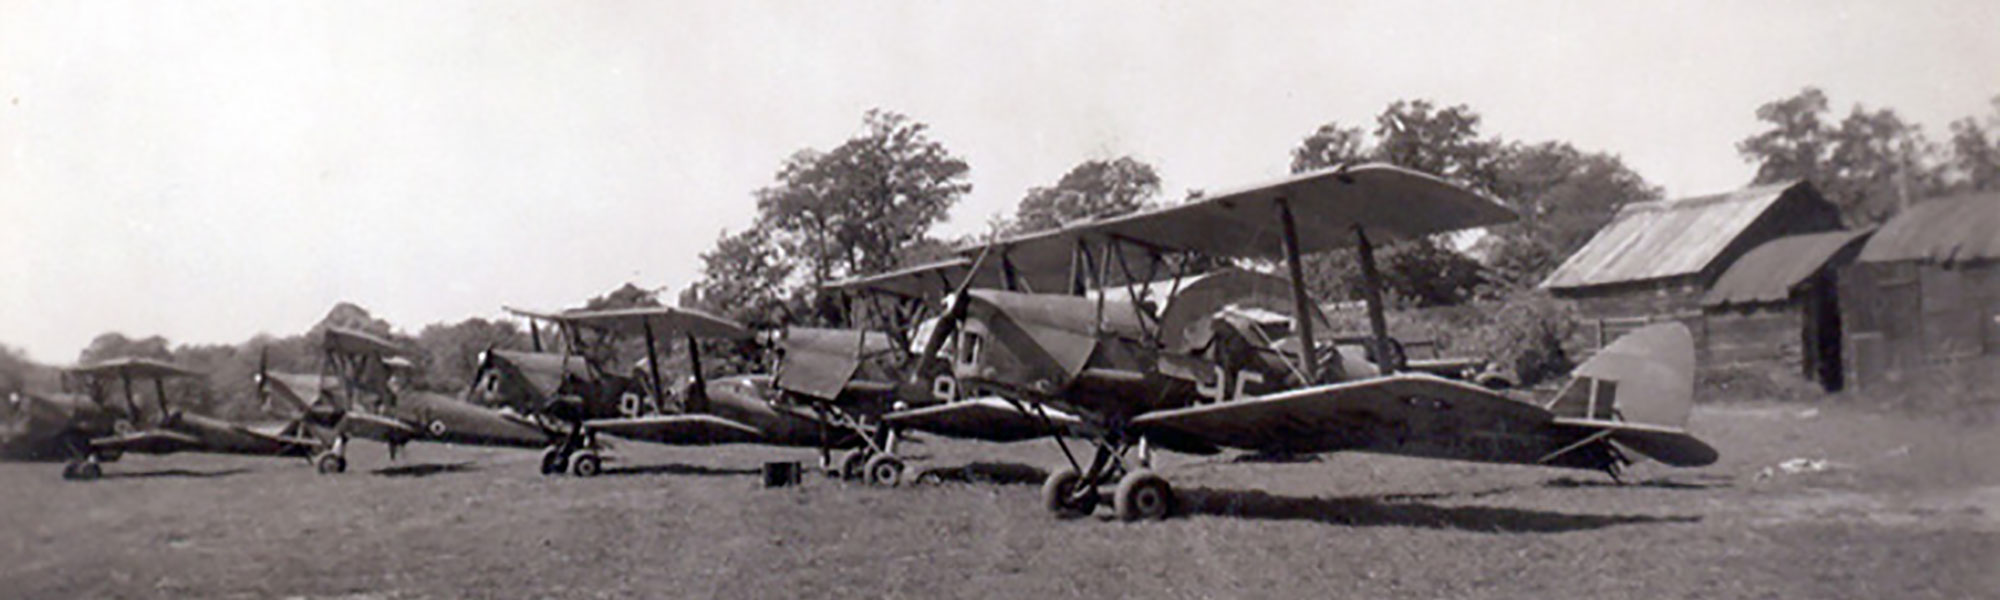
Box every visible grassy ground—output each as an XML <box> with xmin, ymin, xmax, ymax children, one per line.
<box><xmin>2</xmin><ymin>399</ymin><xmax>1995</xmax><ymax>599</ymax></box>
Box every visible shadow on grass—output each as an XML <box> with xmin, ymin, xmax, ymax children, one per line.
<box><xmin>1543</xmin><ymin>475</ymin><xmax>1734</xmax><ymax>490</ymax></box>
<box><xmin>95</xmin><ymin>467</ymin><xmax>254</xmax><ymax>480</ymax></box>
<box><xmin>915</xmin><ymin>462</ymin><xmax>1049</xmax><ymax>486</ymax></box>
<box><xmin>1177</xmin><ymin>487</ymin><xmax>1699</xmax><ymax>532</ymax></box>
<box><xmin>599</xmin><ymin>463</ymin><xmax>762</xmax><ymax>477</ymax></box>
<box><xmin>373</xmin><ymin>462</ymin><xmax>478</xmax><ymax>478</ymax></box>
<box><xmin>1232</xmin><ymin>452</ymin><xmax>1323</xmax><ymax>464</ymax></box>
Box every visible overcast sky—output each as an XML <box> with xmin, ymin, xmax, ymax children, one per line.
<box><xmin>3</xmin><ymin>0</ymin><xmax>1996</xmax><ymax>363</ymax></box>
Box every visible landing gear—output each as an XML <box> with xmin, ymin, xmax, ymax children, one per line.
<box><xmin>1113</xmin><ymin>470</ymin><xmax>1173</xmax><ymax>521</ymax></box>
<box><xmin>312</xmin><ymin>436</ymin><xmax>349</xmax><ymax>475</ymax></box>
<box><xmin>570</xmin><ymin>451</ymin><xmax>603</xmax><ymax>477</ymax></box>
<box><xmin>864</xmin><ymin>454</ymin><xmax>905</xmax><ymax>487</ymax></box>
<box><xmin>836</xmin><ymin>449</ymin><xmax>870</xmax><ymax>481</ymax></box>
<box><xmin>314</xmin><ymin>452</ymin><xmax>348</xmax><ymax>474</ymax></box>
<box><xmin>1039</xmin><ymin>434</ymin><xmax>1175</xmax><ymax>521</ymax></box>
<box><xmin>1041</xmin><ymin>467</ymin><xmax>1096</xmax><ymax>517</ymax></box>
<box><xmin>61</xmin><ymin>459</ymin><xmax>102</xmax><ymax>481</ymax></box>
<box><xmin>540</xmin><ymin>448</ymin><xmax>569</xmax><ymax>476</ymax></box>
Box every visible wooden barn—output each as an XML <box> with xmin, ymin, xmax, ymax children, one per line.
<box><xmin>1540</xmin><ymin>180</ymin><xmax>1842</xmax><ymax>349</ymax></box>
<box><xmin>1700</xmin><ymin>229</ymin><xmax>1873</xmax><ymax>390</ymax></box>
<box><xmin>1837</xmin><ymin>192</ymin><xmax>2000</xmax><ymax>390</ymax></box>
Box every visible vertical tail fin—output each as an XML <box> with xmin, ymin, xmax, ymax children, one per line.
<box><xmin>1546</xmin><ymin>322</ymin><xmax>1696</xmax><ymax>429</ymax></box>
<box><xmin>1546</xmin><ymin>323</ymin><xmax>1717</xmax><ymax>467</ymax></box>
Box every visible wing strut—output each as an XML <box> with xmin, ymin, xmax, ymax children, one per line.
<box><xmin>1276</xmin><ymin>197</ymin><xmax>1319</xmax><ymax>385</ymax></box>
<box><xmin>1354</xmin><ymin>224</ymin><xmax>1395</xmax><ymax>374</ymax></box>
<box><xmin>640</xmin><ymin>318</ymin><xmax>666</xmax><ymax>410</ymax></box>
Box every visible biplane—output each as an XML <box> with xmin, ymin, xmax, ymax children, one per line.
<box><xmin>903</xmin><ymin>163</ymin><xmax>1720</xmax><ymax>520</ymax></box>
<box><xmin>56</xmin><ymin>358</ymin><xmax>322</xmax><ymax>480</ymax></box>
<box><xmin>2</xmin><ymin>386</ymin><xmax>130</xmax><ymax>462</ymax></box>
<box><xmin>474</xmin><ymin>305</ymin><xmax>886</xmax><ymax>479</ymax></box>
<box><xmin>255</xmin><ymin>327</ymin><xmax>556</xmax><ymax>474</ymax></box>
<box><xmin>816</xmin><ymin>258</ymin><xmax>1093</xmax><ymax>468</ymax></box>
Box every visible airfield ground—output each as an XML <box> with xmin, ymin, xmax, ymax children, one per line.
<box><xmin>3</xmin><ymin>398</ymin><xmax>1996</xmax><ymax>599</ymax></box>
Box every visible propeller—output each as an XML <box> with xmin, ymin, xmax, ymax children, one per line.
<box><xmin>905</xmin><ymin>244</ymin><xmax>991</xmax><ymax>384</ymax></box>
<box><xmin>255</xmin><ymin>347</ymin><xmax>272</xmax><ymax>413</ymax></box>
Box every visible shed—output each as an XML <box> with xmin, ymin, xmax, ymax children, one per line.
<box><xmin>1838</xmin><ymin>192</ymin><xmax>2000</xmax><ymax>389</ymax></box>
<box><xmin>1542</xmin><ymin>181</ymin><xmax>1841</xmax><ymax>363</ymax></box>
<box><xmin>1701</xmin><ymin>229</ymin><xmax>1873</xmax><ymax>390</ymax></box>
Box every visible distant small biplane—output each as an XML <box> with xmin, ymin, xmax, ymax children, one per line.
<box><xmin>904</xmin><ymin>163</ymin><xmax>1720</xmax><ymax>520</ymax></box>
<box><xmin>56</xmin><ymin>357</ymin><xmax>323</xmax><ymax>480</ymax></box>
<box><xmin>256</xmin><ymin>327</ymin><xmax>557</xmax><ymax>474</ymax></box>
<box><xmin>474</xmin><ymin>305</ymin><xmax>894</xmax><ymax>479</ymax></box>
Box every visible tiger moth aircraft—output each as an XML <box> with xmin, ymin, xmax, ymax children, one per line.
<box><xmin>477</xmin><ymin>305</ymin><xmax>889</xmax><ymax>479</ymax></box>
<box><xmin>3</xmin><ymin>375</ymin><xmax>133</xmax><ymax>463</ymax></box>
<box><xmin>906</xmin><ymin>162</ymin><xmax>1721</xmax><ymax>520</ymax></box>
<box><xmin>254</xmin><ymin>327</ymin><xmax>557</xmax><ymax>474</ymax></box>
<box><xmin>56</xmin><ymin>357</ymin><xmax>323</xmax><ymax>480</ymax></box>
<box><xmin>815</xmin><ymin>258</ymin><xmax>1093</xmax><ymax>468</ymax></box>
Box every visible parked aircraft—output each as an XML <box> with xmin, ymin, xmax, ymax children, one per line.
<box><xmin>474</xmin><ymin>305</ymin><xmax>875</xmax><ymax>478</ymax></box>
<box><xmin>908</xmin><ymin>163</ymin><xmax>1720</xmax><ymax>520</ymax></box>
<box><xmin>2</xmin><ymin>384</ymin><xmax>130</xmax><ymax>462</ymax></box>
<box><xmin>255</xmin><ymin>327</ymin><xmax>556</xmax><ymax>474</ymax></box>
<box><xmin>59</xmin><ymin>358</ymin><xmax>322</xmax><ymax>480</ymax></box>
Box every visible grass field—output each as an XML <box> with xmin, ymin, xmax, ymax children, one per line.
<box><xmin>3</xmin><ymin>399</ymin><xmax>1996</xmax><ymax>599</ymax></box>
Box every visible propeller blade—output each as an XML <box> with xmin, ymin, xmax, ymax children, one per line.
<box><xmin>906</xmin><ymin>244</ymin><xmax>991</xmax><ymax>383</ymax></box>
<box><xmin>255</xmin><ymin>347</ymin><xmax>272</xmax><ymax>412</ymax></box>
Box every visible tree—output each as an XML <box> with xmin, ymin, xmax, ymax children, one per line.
<box><xmin>1372</xmin><ymin>100</ymin><xmax>1501</xmax><ymax>192</ymax></box>
<box><xmin>77</xmin><ymin>333</ymin><xmax>172</xmax><ymax>364</ymax></box>
<box><xmin>411</xmin><ymin>318</ymin><xmax>525</xmax><ymax>393</ymax></box>
<box><xmin>1290</xmin><ymin>122</ymin><xmax>1370</xmax><ymax>173</ymax></box>
<box><xmin>755</xmin><ymin>110</ymin><xmax>971</xmax><ymax>286</ymax></box>
<box><xmin>582</xmin><ymin>282</ymin><xmax>663</xmax><ymax>310</ymax></box>
<box><xmin>1947</xmin><ymin>95</ymin><xmax>2000</xmax><ymax>192</ymax></box>
<box><xmin>682</xmin><ymin>228</ymin><xmax>794</xmax><ymax>329</ymax></box>
<box><xmin>1480</xmin><ymin>142</ymin><xmax>1662</xmax><ymax>285</ymax></box>
<box><xmin>1738</xmin><ymin>87</ymin><xmax>1947</xmax><ymax>225</ymax></box>
<box><xmin>1011</xmin><ymin>157</ymin><xmax>1162</xmax><ymax>234</ymax></box>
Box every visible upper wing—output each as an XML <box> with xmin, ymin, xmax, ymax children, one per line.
<box><xmin>961</xmin><ymin>163</ymin><xmax>1515</xmax><ymax>282</ymax></box>
<box><xmin>583</xmin><ymin>414</ymin><xmax>764</xmax><ymax>445</ymax></box>
<box><xmin>322</xmin><ymin>326</ymin><xmax>406</xmax><ymax>357</ymax></box>
<box><xmin>545</xmin><ymin>306</ymin><xmax>752</xmax><ymax>341</ymax></box>
<box><xmin>772</xmin><ymin>327</ymin><xmax>896</xmax><ymax>400</ymax></box>
<box><xmin>884</xmin><ymin>396</ymin><xmax>1089</xmax><ymax>443</ymax></box>
<box><xmin>1130</xmin><ymin>373</ymin><xmax>1554</xmax><ymax>457</ymax></box>
<box><xmin>88</xmin><ymin>429</ymin><xmax>207</xmax><ymax>454</ymax></box>
<box><xmin>69</xmin><ymin>358</ymin><xmax>204</xmax><ymax>381</ymax></box>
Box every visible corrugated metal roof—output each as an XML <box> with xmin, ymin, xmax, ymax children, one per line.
<box><xmin>1702</xmin><ymin>229</ymin><xmax>1872</xmax><ymax>307</ymax></box>
<box><xmin>1857</xmin><ymin>191</ymin><xmax>2000</xmax><ymax>264</ymax></box>
<box><xmin>1542</xmin><ymin>181</ymin><xmax>1804</xmax><ymax>290</ymax></box>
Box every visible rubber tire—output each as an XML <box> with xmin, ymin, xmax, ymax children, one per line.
<box><xmin>60</xmin><ymin>462</ymin><xmax>81</xmax><ymax>480</ymax></box>
<box><xmin>74</xmin><ymin>462</ymin><xmax>101</xmax><ymax>481</ymax></box>
<box><xmin>571</xmin><ymin>452</ymin><xmax>602</xmax><ymax>477</ymax></box>
<box><xmin>540</xmin><ymin>449</ymin><xmax>569</xmax><ymax>476</ymax></box>
<box><xmin>1041</xmin><ymin>467</ymin><xmax>1097</xmax><ymax>517</ymax></box>
<box><xmin>315</xmin><ymin>453</ymin><xmax>347</xmax><ymax>475</ymax></box>
<box><xmin>916</xmin><ymin>470</ymin><xmax>944</xmax><ymax>485</ymax></box>
<box><xmin>839</xmin><ymin>449</ymin><xmax>870</xmax><ymax>481</ymax></box>
<box><xmin>865</xmin><ymin>454</ymin><xmax>904</xmax><ymax>487</ymax></box>
<box><xmin>1113</xmin><ymin>469</ymin><xmax>1173</xmax><ymax>521</ymax></box>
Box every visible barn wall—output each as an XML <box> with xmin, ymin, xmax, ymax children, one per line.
<box><xmin>1840</xmin><ymin>259</ymin><xmax>2000</xmax><ymax>389</ymax></box>
<box><xmin>1702</xmin><ymin>304</ymin><xmax>1804</xmax><ymax>371</ymax></box>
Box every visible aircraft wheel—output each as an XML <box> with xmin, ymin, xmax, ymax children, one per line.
<box><xmin>865</xmin><ymin>455</ymin><xmax>904</xmax><ymax>487</ymax></box>
<box><xmin>1113</xmin><ymin>469</ymin><xmax>1173</xmax><ymax>521</ymax></box>
<box><xmin>916</xmin><ymin>470</ymin><xmax>944</xmax><ymax>485</ymax></box>
<box><xmin>315</xmin><ymin>453</ymin><xmax>348</xmax><ymax>475</ymax></box>
<box><xmin>540</xmin><ymin>449</ymin><xmax>569</xmax><ymax>476</ymax></box>
<box><xmin>1041</xmin><ymin>467</ymin><xmax>1096</xmax><ymax>517</ymax></box>
<box><xmin>60</xmin><ymin>462</ymin><xmax>81</xmax><ymax>480</ymax></box>
<box><xmin>75</xmin><ymin>462</ymin><xmax>102</xmax><ymax>481</ymax></box>
<box><xmin>570</xmin><ymin>452</ymin><xmax>603</xmax><ymax>477</ymax></box>
<box><xmin>838</xmin><ymin>449</ymin><xmax>870</xmax><ymax>481</ymax></box>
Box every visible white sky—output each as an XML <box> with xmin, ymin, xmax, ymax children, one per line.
<box><xmin>4</xmin><ymin>0</ymin><xmax>1996</xmax><ymax>363</ymax></box>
